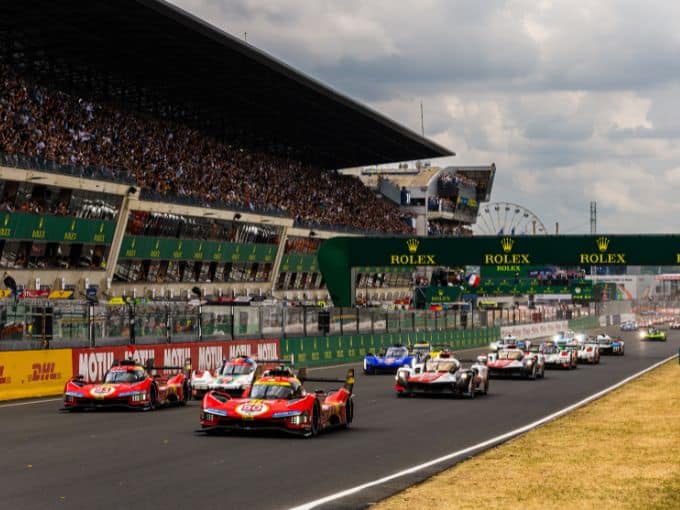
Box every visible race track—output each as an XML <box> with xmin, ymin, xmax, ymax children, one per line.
<box><xmin>1</xmin><ymin>329</ymin><xmax>678</xmax><ymax>510</ymax></box>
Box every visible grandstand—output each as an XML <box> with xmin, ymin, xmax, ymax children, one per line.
<box><xmin>0</xmin><ymin>0</ymin><xmax>455</xmax><ymax>303</ymax></box>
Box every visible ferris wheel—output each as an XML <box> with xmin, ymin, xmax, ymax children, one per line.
<box><xmin>473</xmin><ymin>202</ymin><xmax>548</xmax><ymax>236</ymax></box>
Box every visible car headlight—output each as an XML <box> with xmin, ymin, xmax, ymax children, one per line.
<box><xmin>129</xmin><ymin>391</ymin><xmax>147</xmax><ymax>402</ymax></box>
<box><xmin>65</xmin><ymin>391</ymin><xmax>84</xmax><ymax>398</ymax></box>
<box><xmin>290</xmin><ymin>412</ymin><xmax>309</xmax><ymax>425</ymax></box>
<box><xmin>460</xmin><ymin>372</ymin><xmax>468</xmax><ymax>380</ymax></box>
<box><xmin>396</xmin><ymin>370</ymin><xmax>409</xmax><ymax>385</ymax></box>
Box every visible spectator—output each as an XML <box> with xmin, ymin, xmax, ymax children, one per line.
<box><xmin>0</xmin><ymin>61</ymin><xmax>414</xmax><ymax>235</ymax></box>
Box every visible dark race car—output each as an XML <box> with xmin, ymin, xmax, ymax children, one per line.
<box><xmin>62</xmin><ymin>358</ymin><xmax>191</xmax><ymax>411</ymax></box>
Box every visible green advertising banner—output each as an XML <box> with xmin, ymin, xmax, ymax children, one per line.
<box><xmin>475</xmin><ymin>278</ymin><xmax>593</xmax><ymax>297</ymax></box>
<box><xmin>278</xmin><ymin>316</ymin><xmax>599</xmax><ymax>368</ymax></box>
<box><xmin>318</xmin><ymin>235</ymin><xmax>680</xmax><ymax>306</ymax></box>
<box><xmin>279</xmin><ymin>326</ymin><xmax>502</xmax><ymax>366</ymax></box>
<box><xmin>0</xmin><ymin>212</ymin><xmax>115</xmax><ymax>244</ymax></box>
<box><xmin>118</xmin><ymin>236</ymin><xmax>277</xmax><ymax>263</ymax></box>
<box><xmin>279</xmin><ymin>253</ymin><xmax>318</xmax><ymax>273</ymax></box>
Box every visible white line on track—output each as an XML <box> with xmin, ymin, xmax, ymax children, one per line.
<box><xmin>0</xmin><ymin>397</ymin><xmax>62</xmax><ymax>408</ymax></box>
<box><xmin>289</xmin><ymin>352</ymin><xmax>679</xmax><ymax>510</ymax></box>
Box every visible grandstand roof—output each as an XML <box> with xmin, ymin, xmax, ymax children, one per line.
<box><xmin>0</xmin><ymin>0</ymin><xmax>453</xmax><ymax>169</ymax></box>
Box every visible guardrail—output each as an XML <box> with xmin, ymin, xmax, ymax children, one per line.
<box><xmin>1</xmin><ymin>300</ymin><xmax>593</xmax><ymax>350</ymax></box>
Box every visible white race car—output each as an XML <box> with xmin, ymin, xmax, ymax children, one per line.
<box><xmin>483</xmin><ymin>346</ymin><xmax>545</xmax><ymax>379</ymax></box>
<box><xmin>191</xmin><ymin>356</ymin><xmax>290</xmax><ymax>398</ymax></box>
<box><xmin>395</xmin><ymin>352</ymin><xmax>489</xmax><ymax>397</ymax></box>
<box><xmin>540</xmin><ymin>341</ymin><xmax>577</xmax><ymax>369</ymax></box>
<box><xmin>574</xmin><ymin>337</ymin><xmax>600</xmax><ymax>364</ymax></box>
<box><xmin>489</xmin><ymin>334</ymin><xmax>517</xmax><ymax>352</ymax></box>
<box><xmin>553</xmin><ymin>329</ymin><xmax>576</xmax><ymax>345</ymax></box>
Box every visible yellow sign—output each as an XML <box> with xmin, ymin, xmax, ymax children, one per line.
<box><xmin>0</xmin><ymin>349</ymin><xmax>73</xmax><ymax>400</ymax></box>
<box><xmin>483</xmin><ymin>237</ymin><xmax>531</xmax><ymax>265</ymax></box>
<box><xmin>48</xmin><ymin>290</ymin><xmax>73</xmax><ymax>299</ymax></box>
<box><xmin>390</xmin><ymin>238</ymin><xmax>436</xmax><ymax>265</ymax></box>
<box><xmin>579</xmin><ymin>236</ymin><xmax>626</xmax><ymax>264</ymax></box>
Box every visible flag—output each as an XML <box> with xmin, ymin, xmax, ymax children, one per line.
<box><xmin>467</xmin><ymin>273</ymin><xmax>481</xmax><ymax>287</ymax></box>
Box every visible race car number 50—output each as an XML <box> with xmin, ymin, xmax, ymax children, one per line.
<box><xmin>236</xmin><ymin>402</ymin><xmax>269</xmax><ymax>418</ymax></box>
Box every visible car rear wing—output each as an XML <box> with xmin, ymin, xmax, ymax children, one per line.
<box><xmin>143</xmin><ymin>358</ymin><xmax>193</xmax><ymax>374</ymax></box>
<box><xmin>255</xmin><ymin>355</ymin><xmax>295</xmax><ymax>366</ymax></box>
<box><xmin>297</xmin><ymin>368</ymin><xmax>355</xmax><ymax>394</ymax></box>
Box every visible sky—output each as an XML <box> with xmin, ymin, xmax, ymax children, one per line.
<box><xmin>170</xmin><ymin>0</ymin><xmax>680</xmax><ymax>234</ymax></box>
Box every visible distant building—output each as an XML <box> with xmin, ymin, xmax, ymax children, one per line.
<box><xmin>347</xmin><ymin>163</ymin><xmax>496</xmax><ymax>236</ymax></box>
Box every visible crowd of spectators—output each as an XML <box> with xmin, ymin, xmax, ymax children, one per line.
<box><xmin>427</xmin><ymin>220</ymin><xmax>473</xmax><ymax>237</ymax></box>
<box><xmin>0</xmin><ymin>61</ymin><xmax>414</xmax><ymax>234</ymax></box>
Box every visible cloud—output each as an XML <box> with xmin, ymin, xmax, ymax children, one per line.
<box><xmin>170</xmin><ymin>0</ymin><xmax>680</xmax><ymax>234</ymax></box>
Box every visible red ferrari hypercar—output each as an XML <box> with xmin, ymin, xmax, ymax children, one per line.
<box><xmin>199</xmin><ymin>365</ymin><xmax>355</xmax><ymax>437</ymax></box>
<box><xmin>62</xmin><ymin>358</ymin><xmax>192</xmax><ymax>411</ymax></box>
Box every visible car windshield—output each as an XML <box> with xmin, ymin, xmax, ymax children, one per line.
<box><xmin>104</xmin><ymin>369</ymin><xmax>145</xmax><ymax>383</ymax></box>
<box><xmin>541</xmin><ymin>344</ymin><xmax>559</xmax><ymax>354</ymax></box>
<box><xmin>220</xmin><ymin>363</ymin><xmax>254</xmax><ymax>376</ymax></box>
<box><xmin>250</xmin><ymin>383</ymin><xmax>294</xmax><ymax>400</ymax></box>
<box><xmin>425</xmin><ymin>359</ymin><xmax>459</xmax><ymax>372</ymax></box>
<box><xmin>498</xmin><ymin>350</ymin><xmax>523</xmax><ymax>360</ymax></box>
<box><xmin>597</xmin><ymin>337</ymin><xmax>612</xmax><ymax>344</ymax></box>
<box><xmin>412</xmin><ymin>346</ymin><xmax>431</xmax><ymax>355</ymax></box>
<box><xmin>385</xmin><ymin>347</ymin><xmax>408</xmax><ymax>358</ymax></box>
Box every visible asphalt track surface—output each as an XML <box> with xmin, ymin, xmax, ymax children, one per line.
<box><xmin>1</xmin><ymin>329</ymin><xmax>678</xmax><ymax>510</ymax></box>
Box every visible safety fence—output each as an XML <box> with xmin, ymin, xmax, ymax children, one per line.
<box><xmin>0</xmin><ymin>299</ymin><xmax>593</xmax><ymax>350</ymax></box>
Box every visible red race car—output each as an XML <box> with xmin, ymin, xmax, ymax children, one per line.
<box><xmin>62</xmin><ymin>358</ymin><xmax>192</xmax><ymax>411</ymax></box>
<box><xmin>199</xmin><ymin>365</ymin><xmax>355</xmax><ymax>437</ymax></box>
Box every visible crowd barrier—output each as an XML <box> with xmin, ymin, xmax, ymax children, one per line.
<box><xmin>0</xmin><ymin>338</ymin><xmax>279</xmax><ymax>400</ymax></box>
<box><xmin>0</xmin><ymin>349</ymin><xmax>73</xmax><ymax>400</ymax></box>
<box><xmin>0</xmin><ymin>316</ymin><xmax>600</xmax><ymax>401</ymax></box>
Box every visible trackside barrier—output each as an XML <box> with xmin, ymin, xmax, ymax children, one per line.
<box><xmin>0</xmin><ymin>339</ymin><xmax>281</xmax><ymax>400</ymax></box>
<box><xmin>280</xmin><ymin>327</ymin><xmax>502</xmax><ymax>367</ymax></box>
<box><xmin>0</xmin><ymin>349</ymin><xmax>73</xmax><ymax>400</ymax></box>
<box><xmin>0</xmin><ymin>316</ymin><xmax>601</xmax><ymax>399</ymax></box>
<box><xmin>568</xmin><ymin>316</ymin><xmax>599</xmax><ymax>331</ymax></box>
<box><xmin>71</xmin><ymin>339</ymin><xmax>280</xmax><ymax>383</ymax></box>
<box><xmin>280</xmin><ymin>316</ymin><xmax>600</xmax><ymax>367</ymax></box>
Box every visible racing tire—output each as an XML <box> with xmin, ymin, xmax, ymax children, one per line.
<box><xmin>149</xmin><ymin>383</ymin><xmax>160</xmax><ymax>410</ymax></box>
<box><xmin>344</xmin><ymin>398</ymin><xmax>354</xmax><ymax>428</ymax></box>
<box><xmin>180</xmin><ymin>381</ymin><xmax>190</xmax><ymax>406</ymax></box>
<box><xmin>529</xmin><ymin>364</ymin><xmax>537</xmax><ymax>380</ymax></box>
<box><xmin>307</xmin><ymin>402</ymin><xmax>321</xmax><ymax>438</ymax></box>
<box><xmin>467</xmin><ymin>377</ymin><xmax>475</xmax><ymax>399</ymax></box>
<box><xmin>482</xmin><ymin>378</ymin><xmax>489</xmax><ymax>395</ymax></box>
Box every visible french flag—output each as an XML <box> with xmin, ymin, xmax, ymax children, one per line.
<box><xmin>467</xmin><ymin>273</ymin><xmax>481</xmax><ymax>287</ymax></box>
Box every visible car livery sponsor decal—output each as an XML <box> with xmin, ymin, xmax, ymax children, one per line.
<box><xmin>91</xmin><ymin>384</ymin><xmax>116</xmax><ymax>398</ymax></box>
<box><xmin>0</xmin><ymin>365</ymin><xmax>11</xmax><ymax>385</ymax></box>
<box><xmin>236</xmin><ymin>400</ymin><xmax>269</xmax><ymax>418</ymax></box>
<box><xmin>71</xmin><ymin>339</ymin><xmax>280</xmax><ymax>383</ymax></box>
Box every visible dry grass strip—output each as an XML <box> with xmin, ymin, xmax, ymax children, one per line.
<box><xmin>373</xmin><ymin>359</ymin><xmax>680</xmax><ymax>510</ymax></box>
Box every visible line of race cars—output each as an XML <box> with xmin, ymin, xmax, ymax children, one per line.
<box><xmin>59</xmin><ymin>323</ymin><xmax>664</xmax><ymax>438</ymax></box>
<box><xmin>61</xmin><ymin>354</ymin><xmax>354</xmax><ymax>438</ymax></box>
<box><xmin>364</xmin><ymin>329</ymin><xmax>627</xmax><ymax>399</ymax></box>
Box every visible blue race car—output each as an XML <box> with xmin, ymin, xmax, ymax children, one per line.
<box><xmin>620</xmin><ymin>321</ymin><xmax>638</xmax><ymax>331</ymax></box>
<box><xmin>364</xmin><ymin>345</ymin><xmax>414</xmax><ymax>375</ymax></box>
